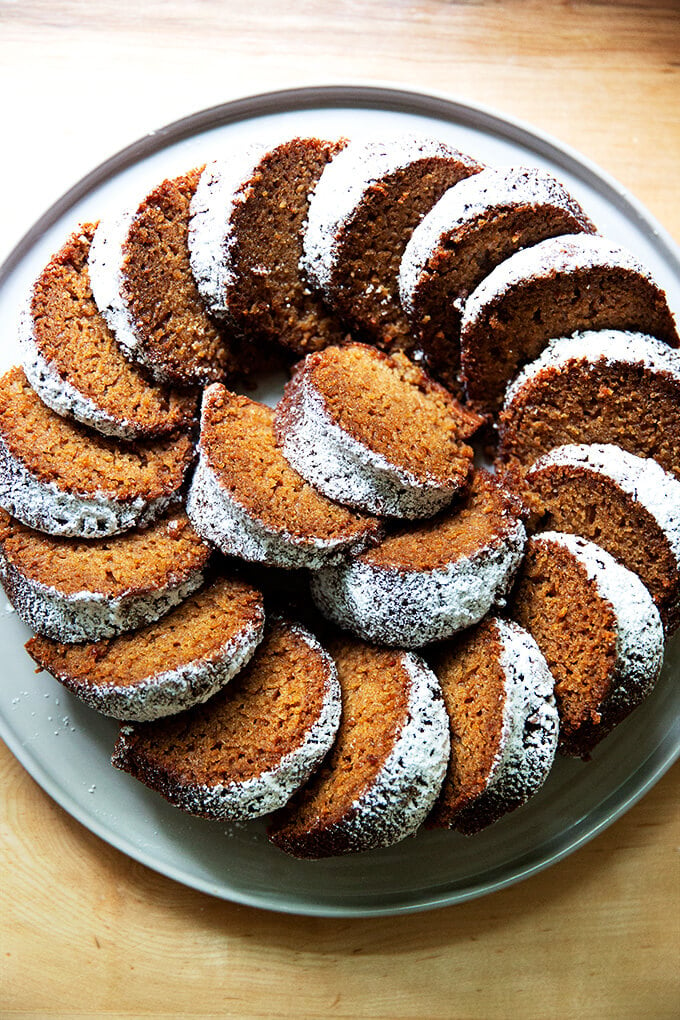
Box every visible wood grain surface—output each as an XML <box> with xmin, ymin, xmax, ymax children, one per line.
<box><xmin>1</xmin><ymin>2</ymin><xmax>679</xmax><ymax>1017</ymax></box>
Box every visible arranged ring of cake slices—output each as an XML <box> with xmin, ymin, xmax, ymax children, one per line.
<box><xmin>189</xmin><ymin>137</ymin><xmax>348</xmax><ymax>355</ymax></box>
<box><xmin>274</xmin><ymin>343</ymin><xmax>483</xmax><ymax>519</ymax></box>
<box><xmin>508</xmin><ymin>532</ymin><xmax>664</xmax><ymax>757</ymax></box>
<box><xmin>19</xmin><ymin>224</ymin><xmax>198</xmax><ymax>440</ymax></box>
<box><xmin>310</xmin><ymin>471</ymin><xmax>526</xmax><ymax>647</ymax></box>
<box><xmin>499</xmin><ymin>330</ymin><xmax>680</xmax><ymax>480</ymax></box>
<box><xmin>459</xmin><ymin>234</ymin><xmax>679</xmax><ymax>412</ymax></box>
<box><xmin>267</xmin><ymin>637</ymin><xmax>449</xmax><ymax>858</ymax></box>
<box><xmin>0</xmin><ymin>367</ymin><xmax>194</xmax><ymax>538</ymax></box>
<box><xmin>110</xmin><ymin>617</ymin><xmax>340</xmax><ymax>819</ymax></box>
<box><xmin>399</xmin><ymin>166</ymin><xmax>594</xmax><ymax>390</ymax></box>
<box><xmin>0</xmin><ymin>508</ymin><xmax>211</xmax><ymax>643</ymax></box>
<box><xmin>26</xmin><ymin>573</ymin><xmax>265</xmax><ymax>722</ymax></box>
<box><xmin>301</xmin><ymin>136</ymin><xmax>483</xmax><ymax>349</ymax></box>
<box><xmin>186</xmin><ymin>385</ymin><xmax>382</xmax><ymax>569</ymax></box>
<box><xmin>88</xmin><ymin>168</ymin><xmax>239</xmax><ymax>386</ymax></box>
<box><xmin>427</xmin><ymin>616</ymin><xmax>559</xmax><ymax>834</ymax></box>
<box><xmin>525</xmin><ymin>443</ymin><xmax>680</xmax><ymax>632</ymax></box>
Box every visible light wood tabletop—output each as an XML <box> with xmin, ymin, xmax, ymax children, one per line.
<box><xmin>1</xmin><ymin>2</ymin><xmax>679</xmax><ymax>1017</ymax></box>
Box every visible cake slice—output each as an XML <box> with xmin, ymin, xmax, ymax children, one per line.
<box><xmin>275</xmin><ymin>343</ymin><xmax>483</xmax><ymax>519</ymax></box>
<box><xmin>88</xmin><ymin>168</ymin><xmax>239</xmax><ymax>386</ymax></box>
<box><xmin>111</xmin><ymin>617</ymin><xmax>340</xmax><ymax>819</ymax></box>
<box><xmin>19</xmin><ymin>224</ymin><xmax>198</xmax><ymax>439</ymax></box>
<box><xmin>499</xmin><ymin>330</ymin><xmax>680</xmax><ymax>479</ymax></box>
<box><xmin>27</xmin><ymin>573</ymin><xmax>265</xmax><ymax>721</ymax></box>
<box><xmin>0</xmin><ymin>367</ymin><xmax>194</xmax><ymax>538</ymax></box>
<box><xmin>187</xmin><ymin>385</ymin><xmax>382</xmax><ymax>569</ymax></box>
<box><xmin>428</xmin><ymin>617</ymin><xmax>558</xmax><ymax>834</ymax></box>
<box><xmin>460</xmin><ymin>234</ymin><xmax>679</xmax><ymax>412</ymax></box>
<box><xmin>0</xmin><ymin>508</ymin><xmax>211</xmax><ymax>643</ymax></box>
<box><xmin>508</xmin><ymin>532</ymin><xmax>664</xmax><ymax>756</ymax></box>
<box><xmin>525</xmin><ymin>443</ymin><xmax>680</xmax><ymax>631</ymax></box>
<box><xmin>301</xmin><ymin>136</ymin><xmax>483</xmax><ymax>349</ymax></box>
<box><xmin>311</xmin><ymin>471</ymin><xmax>526</xmax><ymax>647</ymax></box>
<box><xmin>189</xmin><ymin>137</ymin><xmax>348</xmax><ymax>354</ymax></box>
<box><xmin>268</xmin><ymin>637</ymin><xmax>449</xmax><ymax>858</ymax></box>
<box><xmin>399</xmin><ymin>166</ymin><xmax>594</xmax><ymax>390</ymax></box>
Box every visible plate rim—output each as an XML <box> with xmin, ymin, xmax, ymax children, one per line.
<box><xmin>1</xmin><ymin>82</ymin><xmax>679</xmax><ymax>917</ymax></box>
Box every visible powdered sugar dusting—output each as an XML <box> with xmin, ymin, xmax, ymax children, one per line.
<box><xmin>504</xmin><ymin>329</ymin><xmax>680</xmax><ymax>408</ymax></box>
<box><xmin>528</xmin><ymin>443</ymin><xmax>680</xmax><ymax>568</ymax></box>
<box><xmin>399</xmin><ymin>166</ymin><xmax>593</xmax><ymax>317</ymax></box>
<box><xmin>301</xmin><ymin>135</ymin><xmax>481</xmax><ymax>294</ymax></box>
<box><xmin>310</xmin><ymin>516</ymin><xmax>526</xmax><ymax>647</ymax></box>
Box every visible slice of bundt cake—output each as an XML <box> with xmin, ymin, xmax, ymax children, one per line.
<box><xmin>268</xmin><ymin>637</ymin><xmax>449</xmax><ymax>858</ymax></box>
<box><xmin>0</xmin><ymin>508</ymin><xmax>211</xmax><ymax>643</ymax></box>
<box><xmin>19</xmin><ymin>224</ymin><xmax>198</xmax><ymax>439</ymax></box>
<box><xmin>186</xmin><ymin>385</ymin><xmax>382</xmax><ymax>569</ymax></box>
<box><xmin>111</xmin><ymin>617</ymin><xmax>340</xmax><ymax>819</ymax></box>
<box><xmin>460</xmin><ymin>234</ymin><xmax>679</xmax><ymax>412</ymax></box>
<box><xmin>310</xmin><ymin>471</ymin><xmax>526</xmax><ymax>647</ymax></box>
<box><xmin>508</xmin><ymin>532</ymin><xmax>664</xmax><ymax>756</ymax></box>
<box><xmin>399</xmin><ymin>166</ymin><xmax>594</xmax><ymax>391</ymax></box>
<box><xmin>427</xmin><ymin>616</ymin><xmax>558</xmax><ymax>834</ymax></box>
<box><xmin>88</xmin><ymin>168</ymin><xmax>239</xmax><ymax>386</ymax></box>
<box><xmin>499</xmin><ymin>330</ymin><xmax>680</xmax><ymax>479</ymax></box>
<box><xmin>189</xmin><ymin>137</ymin><xmax>348</xmax><ymax>355</ymax></box>
<box><xmin>275</xmin><ymin>343</ymin><xmax>483</xmax><ymax>519</ymax></box>
<box><xmin>0</xmin><ymin>367</ymin><xmax>194</xmax><ymax>538</ymax></box>
<box><xmin>27</xmin><ymin>573</ymin><xmax>265</xmax><ymax>721</ymax></box>
<box><xmin>525</xmin><ymin>443</ymin><xmax>680</xmax><ymax>631</ymax></box>
<box><xmin>301</xmin><ymin>136</ymin><xmax>483</xmax><ymax>349</ymax></box>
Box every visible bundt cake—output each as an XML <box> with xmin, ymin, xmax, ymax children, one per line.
<box><xmin>187</xmin><ymin>384</ymin><xmax>382</xmax><ymax>569</ymax></box>
<box><xmin>499</xmin><ymin>330</ymin><xmax>680</xmax><ymax>479</ymax></box>
<box><xmin>508</xmin><ymin>532</ymin><xmax>664</xmax><ymax>756</ymax></box>
<box><xmin>88</xmin><ymin>168</ymin><xmax>239</xmax><ymax>386</ymax></box>
<box><xmin>301</xmin><ymin>136</ymin><xmax>483</xmax><ymax>349</ymax></box>
<box><xmin>525</xmin><ymin>443</ymin><xmax>680</xmax><ymax>632</ymax></box>
<box><xmin>427</xmin><ymin>616</ymin><xmax>558</xmax><ymax>834</ymax></box>
<box><xmin>189</xmin><ymin>137</ymin><xmax>348</xmax><ymax>354</ymax></box>
<box><xmin>399</xmin><ymin>166</ymin><xmax>594</xmax><ymax>390</ymax></box>
<box><xmin>310</xmin><ymin>470</ymin><xmax>526</xmax><ymax>647</ymax></box>
<box><xmin>460</xmin><ymin>234</ymin><xmax>679</xmax><ymax>412</ymax></box>
<box><xmin>0</xmin><ymin>508</ymin><xmax>211</xmax><ymax>643</ymax></box>
<box><xmin>268</xmin><ymin>637</ymin><xmax>449</xmax><ymax>858</ymax></box>
<box><xmin>0</xmin><ymin>366</ymin><xmax>194</xmax><ymax>538</ymax></box>
<box><xmin>111</xmin><ymin>617</ymin><xmax>341</xmax><ymax>819</ymax></box>
<box><xmin>275</xmin><ymin>342</ymin><xmax>483</xmax><ymax>519</ymax></box>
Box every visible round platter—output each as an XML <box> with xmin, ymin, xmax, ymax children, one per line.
<box><xmin>1</xmin><ymin>85</ymin><xmax>678</xmax><ymax>917</ymax></box>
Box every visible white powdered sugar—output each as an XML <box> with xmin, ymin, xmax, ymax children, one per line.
<box><xmin>71</xmin><ymin>607</ymin><xmax>265</xmax><ymax>722</ymax></box>
<box><xmin>301</xmin><ymin>135</ymin><xmax>481</xmax><ymax>294</ymax></box>
<box><xmin>114</xmin><ymin>621</ymin><xmax>341</xmax><ymax>820</ymax></box>
<box><xmin>276</xmin><ymin>370</ymin><xmax>463</xmax><ymax>519</ymax></box>
<box><xmin>483</xmin><ymin>618</ymin><xmax>559</xmax><ymax>809</ymax></box>
<box><xmin>278</xmin><ymin>652</ymin><xmax>450</xmax><ymax>856</ymax></box>
<box><xmin>188</xmin><ymin>144</ymin><xmax>268</xmax><ymax>322</ymax></box>
<box><xmin>527</xmin><ymin>443</ymin><xmax>680</xmax><ymax>569</ymax></box>
<box><xmin>18</xmin><ymin>307</ymin><xmax>148</xmax><ymax>441</ymax></box>
<box><xmin>0</xmin><ymin>434</ymin><xmax>177</xmax><ymax>538</ymax></box>
<box><xmin>461</xmin><ymin>233</ymin><xmax>663</xmax><ymax>333</ymax></box>
<box><xmin>310</xmin><ymin>517</ymin><xmax>526</xmax><ymax>647</ymax></box>
<box><xmin>503</xmin><ymin>329</ymin><xmax>680</xmax><ymax>409</ymax></box>
<box><xmin>399</xmin><ymin>165</ymin><xmax>592</xmax><ymax>317</ymax></box>
<box><xmin>532</xmin><ymin>532</ymin><xmax>664</xmax><ymax>713</ymax></box>
<box><xmin>87</xmin><ymin>207</ymin><xmax>151</xmax><ymax>370</ymax></box>
<box><xmin>0</xmin><ymin>547</ymin><xmax>207</xmax><ymax>644</ymax></box>
<box><xmin>186</xmin><ymin>449</ymin><xmax>378</xmax><ymax>570</ymax></box>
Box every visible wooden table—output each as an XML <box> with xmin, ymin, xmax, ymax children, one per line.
<box><xmin>1</xmin><ymin>2</ymin><xmax>679</xmax><ymax>1016</ymax></box>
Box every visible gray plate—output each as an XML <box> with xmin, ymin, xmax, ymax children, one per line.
<box><xmin>1</xmin><ymin>85</ymin><xmax>678</xmax><ymax>917</ymax></box>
